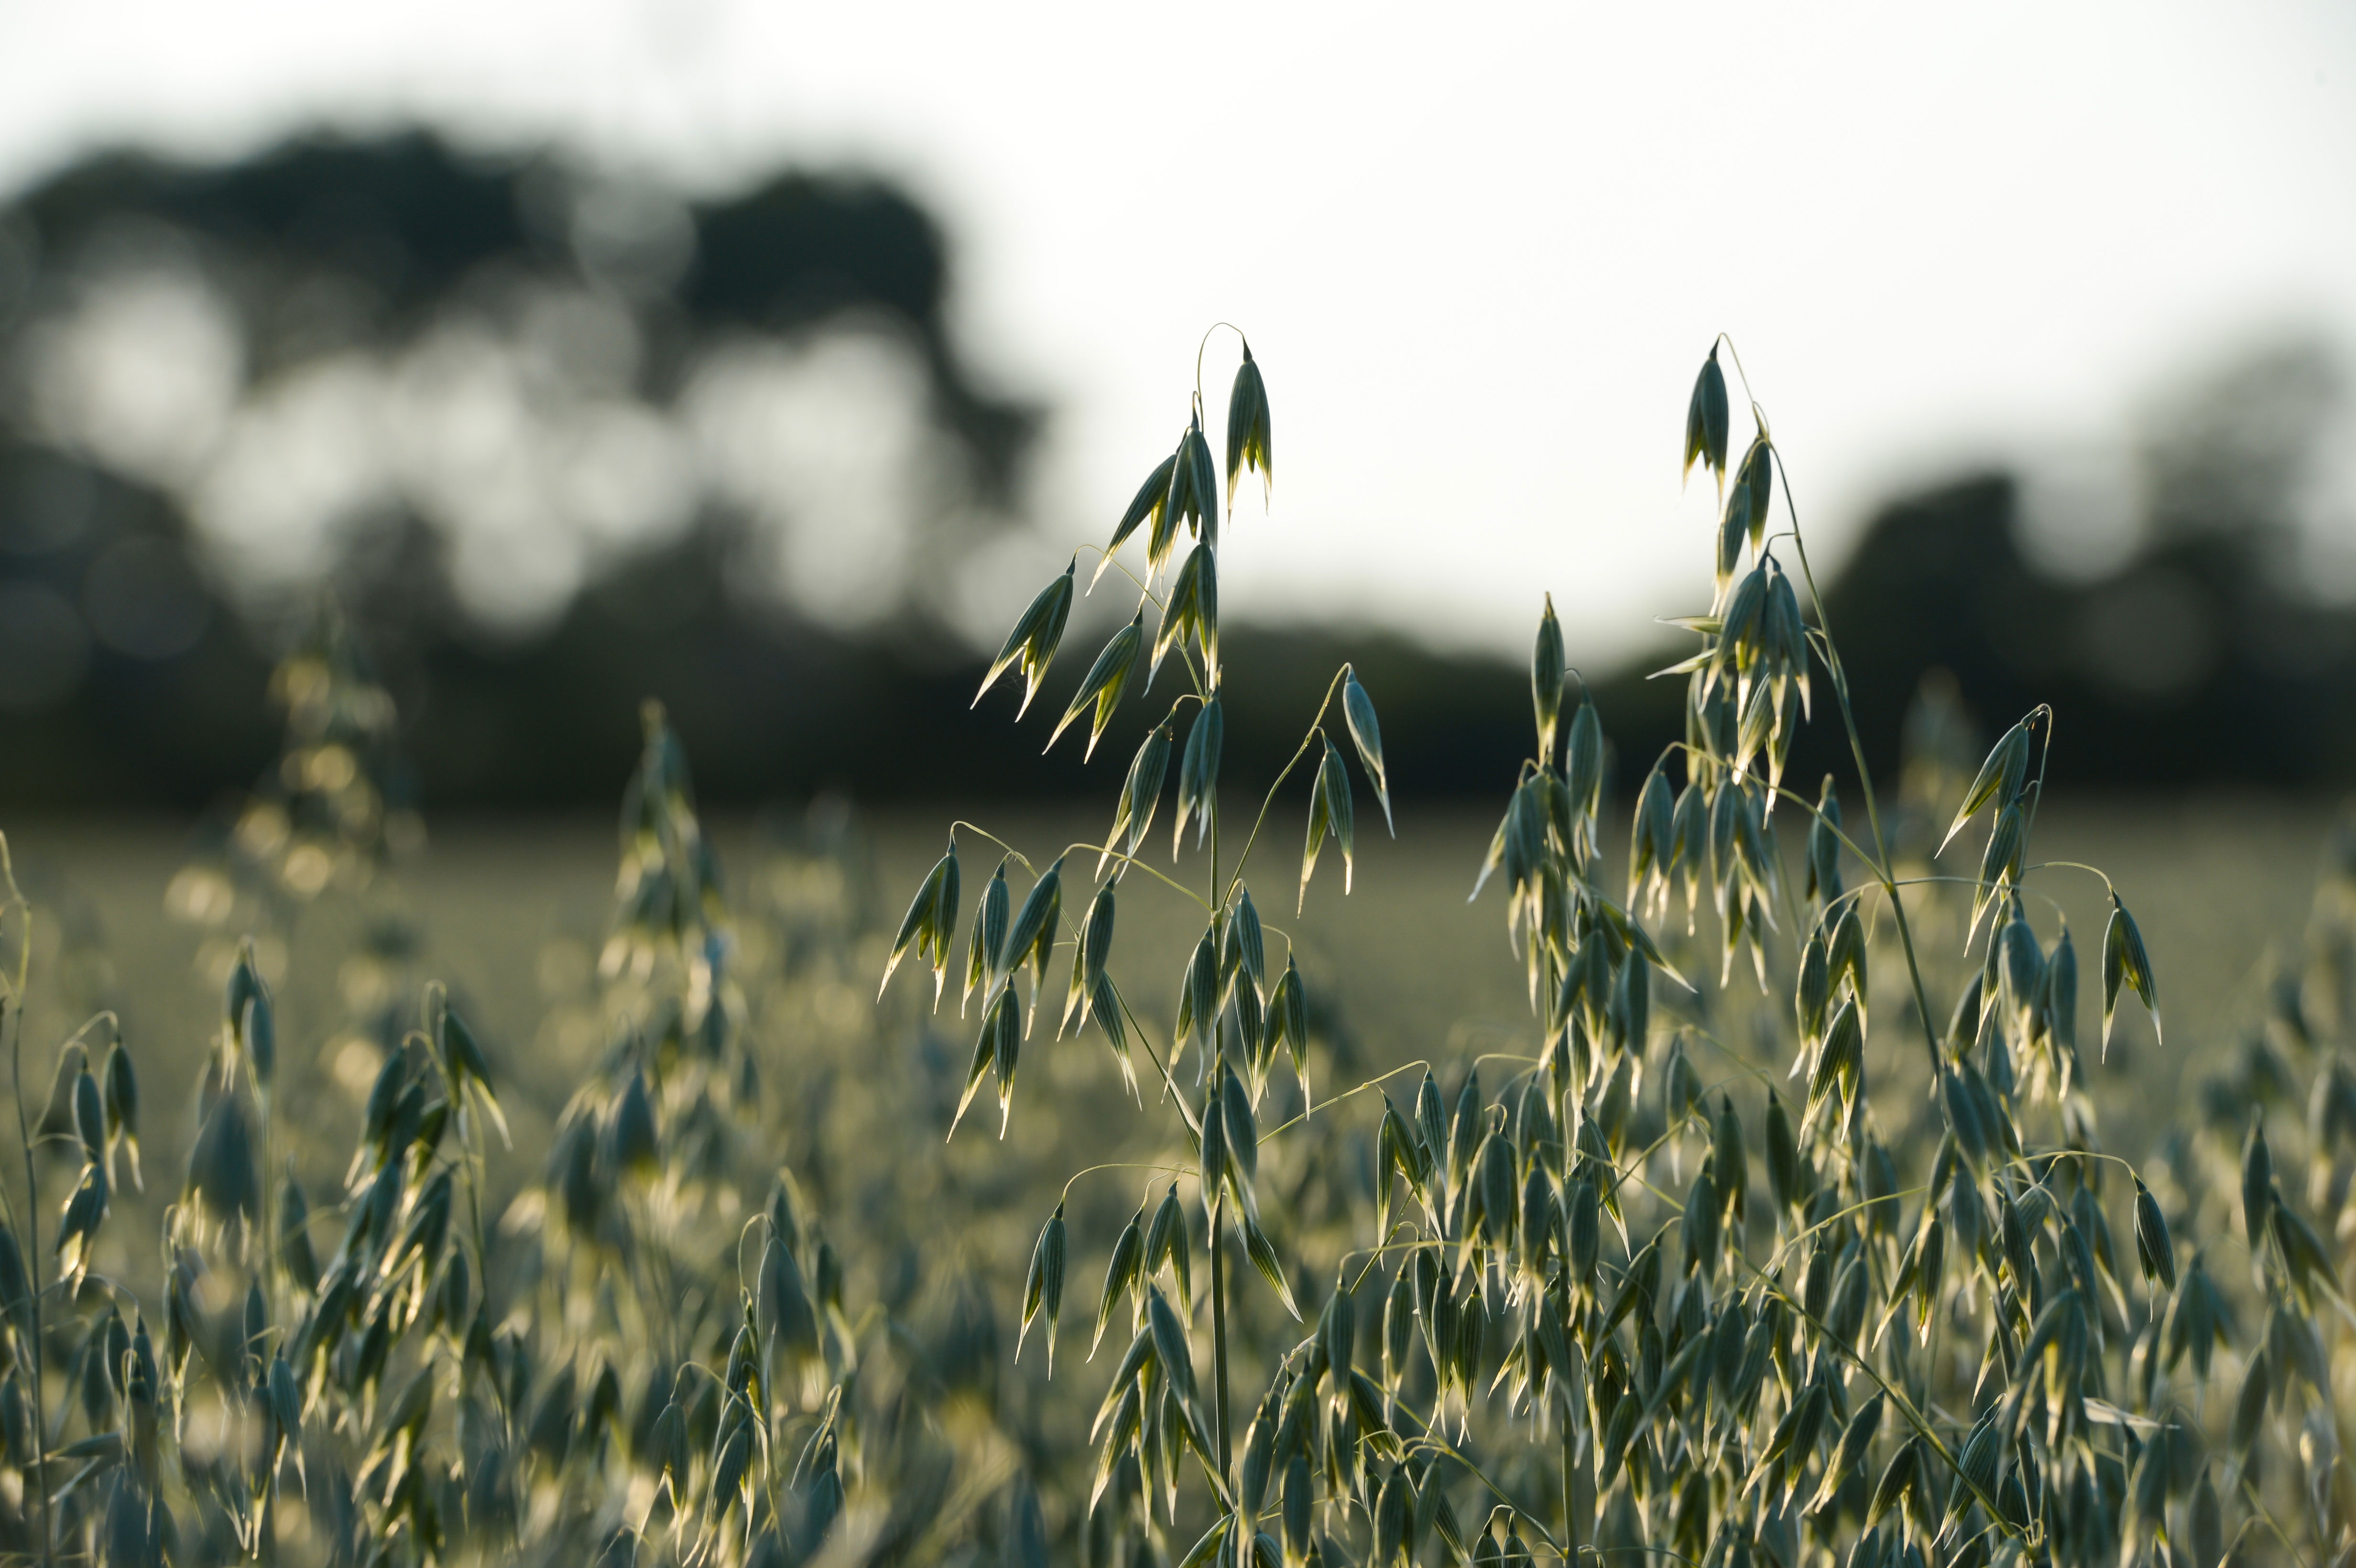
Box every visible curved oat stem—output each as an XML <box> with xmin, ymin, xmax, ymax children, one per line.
<box><xmin>1731</xmin><ymin>1251</ymin><xmax>2027</xmax><ymax>1543</ymax></box>
<box><xmin>1221</xmin><ymin>667</ymin><xmax>1353</xmax><ymax>909</ymax></box>
<box><xmin>1254</xmin><ymin>1060</ymin><xmax>1433</xmax><ymax>1143</ymax></box>
<box><xmin>1057</xmin><ymin>1162</ymin><xmax>1196</xmax><ymax>1206</ymax></box>
<box><xmin>1061</xmin><ymin>842</ymin><xmax>1216</xmax><ymax>914</ymax></box>
<box><xmin>2027</xmin><ymin>860</ymin><xmax>2116</xmax><ymax>898</ymax></box>
<box><xmin>1194</xmin><ymin>322</ymin><xmax>1246</xmax><ymax>407</ymax></box>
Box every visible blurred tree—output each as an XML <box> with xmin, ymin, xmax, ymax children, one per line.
<box><xmin>0</xmin><ymin>131</ymin><xmax>1036</xmax><ymax>645</ymax></box>
<box><xmin>1581</xmin><ymin>338</ymin><xmax>2356</xmax><ymax>795</ymax></box>
<box><xmin>0</xmin><ymin>129</ymin><xmax>2350</xmax><ymax>807</ymax></box>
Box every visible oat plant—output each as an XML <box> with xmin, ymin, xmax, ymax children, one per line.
<box><xmin>894</xmin><ymin>335</ymin><xmax>2355</xmax><ymax>1568</ymax></box>
<box><xmin>0</xmin><ymin>694</ymin><xmax>998</xmax><ymax>1566</ymax></box>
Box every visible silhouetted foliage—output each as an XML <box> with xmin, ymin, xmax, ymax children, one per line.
<box><xmin>0</xmin><ymin>131</ymin><xmax>1033</xmax><ymax>489</ymax></box>
<box><xmin>0</xmin><ymin>131</ymin><xmax>2349</xmax><ymax>808</ymax></box>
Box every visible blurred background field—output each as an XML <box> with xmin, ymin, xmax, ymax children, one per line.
<box><xmin>7</xmin><ymin>790</ymin><xmax>2338</xmax><ymax>1223</ymax></box>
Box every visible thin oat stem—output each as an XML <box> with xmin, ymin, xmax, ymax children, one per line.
<box><xmin>1670</xmin><ymin>1024</ymin><xmax>1778</xmax><ymax>1092</ymax></box>
<box><xmin>1222</xmin><ymin>667</ymin><xmax>1352</xmax><ymax>909</ymax></box>
<box><xmin>1255</xmin><ymin>1061</ymin><xmax>1431</xmax><ymax>1143</ymax></box>
<box><xmin>1195</xmin><ymin>322</ymin><xmax>1245</xmax><ymax>406</ymax></box>
<box><xmin>1713</xmin><ymin>334</ymin><xmax>1764</xmax><ymax>436</ymax></box>
<box><xmin>1391</xmin><ymin>1423</ymin><xmax>1563</xmax><ymax>1558</ymax></box>
<box><xmin>2028</xmin><ymin>860</ymin><xmax>2115</xmax><ymax>897</ymax></box>
<box><xmin>7</xmin><ymin>999</ymin><xmax>52</xmax><ymax>1568</ymax></box>
<box><xmin>1603</xmin><ymin>1120</ymin><xmax>1705</xmax><ymax>1204</ymax></box>
<box><xmin>2239</xmin><ymin>1476</ymin><xmax>2315</xmax><ymax>1568</ymax></box>
<box><xmin>1055</xmin><ymin>1163</ymin><xmax>1194</xmax><ymax>1206</ymax></box>
<box><xmin>1760</xmin><ymin>1184</ymin><xmax>1935</xmax><ymax>1277</ymax></box>
<box><xmin>1335</xmin><ymin>1226</ymin><xmax>1433</xmax><ymax>1293</ymax></box>
<box><xmin>1827</xmin><ymin>873</ymin><xmax>2075</xmax><ymax>934</ymax></box>
<box><xmin>44</xmin><ymin>1013</ymin><xmax>117</xmax><ymax>1062</ymax></box>
<box><xmin>1210</xmin><ymin>1188</ymin><xmax>1231</xmax><ymax>1484</ymax></box>
<box><xmin>948</xmin><ymin>823</ymin><xmax>1037</xmax><ymax>878</ymax></box>
<box><xmin>1062</xmin><ymin>842</ymin><xmax>1215</xmax><ymax>914</ymax></box>
<box><xmin>2020</xmin><ymin>705</ymin><xmax>2056</xmax><ymax>843</ymax></box>
<box><xmin>1075</xmin><ymin>543</ymin><xmax>1168</xmax><ymax>612</ymax></box>
<box><xmin>1732</xmin><ymin>1252</ymin><xmax>2026</xmax><ymax>1541</ymax></box>
<box><xmin>1784</xmin><ymin>523</ymin><xmax>1943</xmax><ymax>1070</ymax></box>
<box><xmin>1111</xmin><ymin>983</ymin><xmax>1200</xmax><ymax>1145</ymax></box>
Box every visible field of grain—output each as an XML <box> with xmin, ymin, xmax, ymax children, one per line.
<box><xmin>4</xmin><ymin>792</ymin><xmax>2332</xmax><ymax>1225</ymax></box>
<box><xmin>0</xmin><ymin>784</ymin><xmax>2344</xmax><ymax>1565</ymax></box>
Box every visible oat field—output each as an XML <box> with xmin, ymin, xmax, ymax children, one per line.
<box><xmin>0</xmin><ymin>334</ymin><xmax>2349</xmax><ymax>1568</ymax></box>
<box><xmin>0</xmin><ymin>795</ymin><xmax>2330</xmax><ymax>1208</ymax></box>
<box><xmin>0</xmin><ymin>788</ymin><xmax>2339</xmax><ymax>1564</ymax></box>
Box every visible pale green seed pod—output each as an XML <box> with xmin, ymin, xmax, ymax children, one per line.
<box><xmin>2046</xmin><ymin>926</ymin><xmax>2079</xmax><ymax>1056</ymax></box>
<box><xmin>1565</xmin><ymin>697</ymin><xmax>1603</xmax><ymax>823</ymax></box>
<box><xmin>1175</xmin><ymin>697</ymin><xmax>1222</xmax><ymax>858</ymax></box>
<box><xmin>1046</xmin><ymin>610</ymin><xmax>1145</xmax><ymax>759</ymax></box>
<box><xmin>974</xmin><ymin>557</ymin><xmax>1075</xmax><ymax>716</ymax></box>
<box><xmin>1020</xmin><ymin>1201</ymin><xmax>1068</xmax><ymax>1374</ymax></box>
<box><xmin>1532</xmin><ymin>597</ymin><xmax>1565</xmax><ymax>763</ymax></box>
<box><xmin>71</xmin><ymin>1068</ymin><xmax>104</xmax><ymax>1167</ymax></box>
<box><xmin>611</xmin><ymin>1070</ymin><xmax>658</xmax><ymax>1176</ymax></box>
<box><xmin>1222</xmin><ymin>1064</ymin><xmax>1258</xmax><ymax>1187</ymax></box>
<box><xmin>964</xmin><ymin>859</ymin><xmax>1010</xmax><ymax>1015</ymax></box>
<box><xmin>1942</xmin><ymin>718</ymin><xmax>2032</xmax><ymax>855</ymax></box>
<box><xmin>1064</xmin><ymin>884</ymin><xmax>1117</xmax><ymax>1039</ymax></box>
<box><xmin>1152</xmin><ymin>543</ymin><xmax>1212</xmax><ymax>687</ymax></box>
<box><xmin>1225</xmin><ymin>341</ymin><xmax>1272</xmax><ymax>509</ymax></box>
<box><xmin>1241</xmin><ymin>1208</ymin><xmax>1299</xmax><ymax>1319</ymax></box>
<box><xmin>1101</xmin><ymin>455</ymin><xmax>1177</xmax><ymax>584</ymax></box>
<box><xmin>242</xmin><ymin>991</ymin><xmax>276</xmax><ymax>1088</ymax></box>
<box><xmin>1684</xmin><ymin>345</ymin><xmax>1730</xmax><ymax>490</ymax></box>
<box><xmin>1226</xmin><ymin>887</ymin><xmax>1265</xmax><ymax>1003</ymax></box>
<box><xmin>2132</xmin><ymin>1178</ymin><xmax>2175</xmax><ymax>1295</ymax></box>
<box><xmin>2241</xmin><ymin>1121</ymin><xmax>2273</xmax><ymax>1246</ymax></box>
<box><xmin>884</xmin><ymin>843</ymin><xmax>957</xmax><ymax>1003</ymax></box>
<box><xmin>1145</xmin><ymin>1182</ymin><xmax>1191</xmax><ymax>1309</ymax></box>
<box><xmin>1343</xmin><ymin>671</ymin><xmax>1393</xmax><ymax>835</ymax></box>
<box><xmin>2101</xmin><ymin>894</ymin><xmax>2160</xmax><ymax>1050</ymax></box>
<box><xmin>1108</xmin><ymin>728</ymin><xmax>1172</xmax><ymax>877</ymax></box>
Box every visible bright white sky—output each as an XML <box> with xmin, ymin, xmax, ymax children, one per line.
<box><xmin>1</xmin><ymin>0</ymin><xmax>2352</xmax><ymax>663</ymax></box>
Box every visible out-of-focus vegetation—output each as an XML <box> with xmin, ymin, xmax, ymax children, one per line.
<box><xmin>0</xmin><ymin>796</ymin><xmax>2330</xmax><ymax>1212</ymax></box>
<box><xmin>0</xmin><ymin>618</ymin><xmax>2351</xmax><ymax>1565</ymax></box>
<box><xmin>0</xmin><ymin>132</ymin><xmax>2353</xmax><ymax>815</ymax></box>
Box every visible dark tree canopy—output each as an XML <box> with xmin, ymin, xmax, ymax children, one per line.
<box><xmin>0</xmin><ymin>131</ymin><xmax>2349</xmax><ymax>810</ymax></box>
<box><xmin>3</xmin><ymin>132</ymin><xmax>1033</xmax><ymax>489</ymax></box>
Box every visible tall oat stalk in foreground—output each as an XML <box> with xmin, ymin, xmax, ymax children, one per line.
<box><xmin>897</xmin><ymin>334</ymin><xmax>2355</xmax><ymax>1568</ymax></box>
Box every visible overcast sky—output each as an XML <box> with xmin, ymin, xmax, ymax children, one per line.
<box><xmin>2</xmin><ymin>0</ymin><xmax>2352</xmax><ymax>662</ymax></box>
